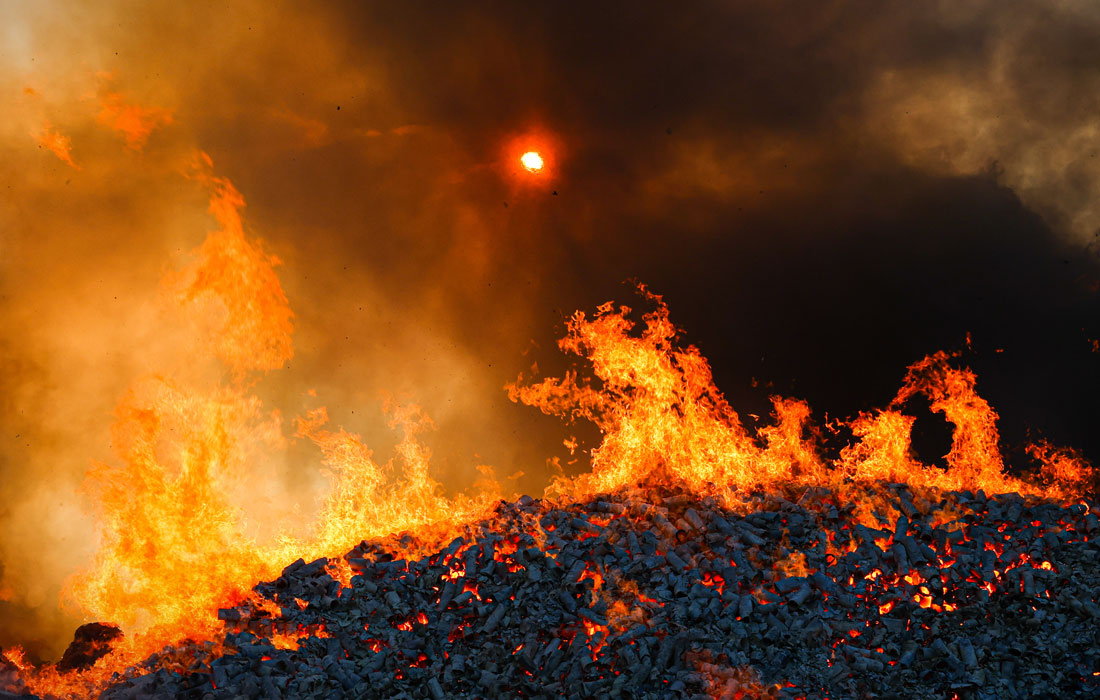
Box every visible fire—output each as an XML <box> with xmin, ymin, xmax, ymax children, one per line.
<box><xmin>61</xmin><ymin>160</ymin><xmax>299</xmax><ymax>657</ymax></box>
<box><xmin>1028</xmin><ymin>441</ymin><xmax>1099</xmax><ymax>501</ymax></box>
<box><xmin>323</xmin><ymin>559</ymin><xmax>354</xmax><ymax>589</ymax></box>
<box><xmin>33</xmin><ymin>120</ymin><xmax>79</xmax><ymax>169</ymax></box>
<box><xmin>520</xmin><ymin>150</ymin><xmax>544</xmax><ymax>172</ymax></box>
<box><xmin>96</xmin><ymin>87</ymin><xmax>173</xmax><ymax>151</ymax></box>
<box><xmin>509</xmin><ymin>287</ymin><xmax>824</xmax><ymax>499</ymax></box>
<box><xmin>3</xmin><ymin>647</ymin><xmax>32</xmax><ymax>673</ymax></box>
<box><xmin>295</xmin><ymin>400</ymin><xmax>497</xmax><ymax>561</ymax></box>
<box><xmin>692</xmin><ymin>651</ymin><xmax>785</xmax><ymax>700</ymax></box>
<box><xmin>579</xmin><ymin>565</ymin><xmax>604</xmax><ymax>591</ymax></box>
<box><xmin>8</xmin><ymin>155</ymin><xmax>502</xmax><ymax>699</ymax></box>
<box><xmin>509</xmin><ymin>285</ymin><xmax>1092</xmax><ymax>509</ymax></box>
<box><xmin>173</xmin><ymin>153</ymin><xmax>295</xmax><ymax>376</ymax></box>
<box><xmin>4</xmin><ymin>153</ymin><xmax>1095</xmax><ymax>699</ymax></box>
<box><xmin>774</xmin><ymin>551</ymin><xmax>811</xmax><ymax>579</ymax></box>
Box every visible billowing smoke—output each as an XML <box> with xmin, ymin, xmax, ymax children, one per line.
<box><xmin>2</xmin><ymin>0</ymin><xmax>1099</xmax><ymax>659</ymax></box>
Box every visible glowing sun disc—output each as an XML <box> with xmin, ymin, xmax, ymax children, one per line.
<box><xmin>520</xmin><ymin>151</ymin><xmax>544</xmax><ymax>172</ymax></box>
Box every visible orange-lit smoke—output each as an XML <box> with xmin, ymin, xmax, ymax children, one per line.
<box><xmin>0</xmin><ymin>2</ymin><xmax>563</xmax><ymax>662</ymax></box>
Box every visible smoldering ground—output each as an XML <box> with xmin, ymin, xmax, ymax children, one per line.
<box><xmin>2</xmin><ymin>0</ymin><xmax>1099</xmax><ymax>659</ymax></box>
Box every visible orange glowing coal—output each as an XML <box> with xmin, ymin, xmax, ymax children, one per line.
<box><xmin>520</xmin><ymin>150</ymin><xmax>544</xmax><ymax>172</ymax></box>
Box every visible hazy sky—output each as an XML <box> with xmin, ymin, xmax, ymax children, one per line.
<box><xmin>2</xmin><ymin>0</ymin><xmax>1099</xmax><ymax>658</ymax></box>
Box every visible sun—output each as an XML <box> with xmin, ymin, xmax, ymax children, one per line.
<box><xmin>520</xmin><ymin>151</ymin><xmax>544</xmax><ymax>172</ymax></box>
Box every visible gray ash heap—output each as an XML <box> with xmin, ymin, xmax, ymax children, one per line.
<box><xmin>94</xmin><ymin>481</ymin><xmax>1098</xmax><ymax>700</ymax></box>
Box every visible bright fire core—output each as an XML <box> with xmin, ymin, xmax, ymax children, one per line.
<box><xmin>520</xmin><ymin>151</ymin><xmax>544</xmax><ymax>172</ymax></box>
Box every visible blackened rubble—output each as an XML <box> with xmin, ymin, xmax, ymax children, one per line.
<box><xmin>57</xmin><ymin>625</ymin><xmax>122</xmax><ymax>674</ymax></box>
<box><xmin>97</xmin><ymin>483</ymin><xmax>1099</xmax><ymax>700</ymax></box>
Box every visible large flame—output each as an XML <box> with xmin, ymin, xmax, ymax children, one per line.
<box><xmin>508</xmin><ymin>289</ymin><xmax>824</xmax><ymax>497</ymax></box>
<box><xmin>60</xmin><ymin>156</ymin><xmax>297</xmax><ymax>658</ymax></box>
<box><xmin>172</xmin><ymin>153</ymin><xmax>295</xmax><ymax>377</ymax></box>
<box><xmin>509</xmin><ymin>286</ymin><xmax>1092</xmax><ymax>507</ymax></box>
<box><xmin>10</xmin><ymin>156</ymin><xmax>500</xmax><ymax>698</ymax></box>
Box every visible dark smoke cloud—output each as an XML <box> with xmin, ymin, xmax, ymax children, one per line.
<box><xmin>2</xmin><ymin>0</ymin><xmax>1099</xmax><ymax>658</ymax></box>
<box><xmin>280</xmin><ymin>0</ymin><xmax>1100</xmax><ymax>455</ymax></box>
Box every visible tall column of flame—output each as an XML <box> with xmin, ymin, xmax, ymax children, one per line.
<box><xmin>22</xmin><ymin>155</ymin><xmax>497</xmax><ymax>696</ymax></box>
<box><xmin>508</xmin><ymin>288</ymin><xmax>826</xmax><ymax>500</ymax></box>
<box><xmin>64</xmin><ymin>155</ymin><xmax>296</xmax><ymax>652</ymax></box>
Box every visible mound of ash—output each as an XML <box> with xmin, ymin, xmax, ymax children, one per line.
<box><xmin>63</xmin><ymin>484</ymin><xmax>1100</xmax><ymax>699</ymax></box>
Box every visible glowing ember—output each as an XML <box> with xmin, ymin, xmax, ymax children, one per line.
<box><xmin>520</xmin><ymin>150</ymin><xmax>544</xmax><ymax>172</ymax></box>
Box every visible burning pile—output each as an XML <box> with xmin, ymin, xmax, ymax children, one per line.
<box><xmin>21</xmin><ymin>482</ymin><xmax>1099</xmax><ymax>699</ymax></box>
<box><xmin>2</xmin><ymin>168</ymin><xmax>1097</xmax><ymax>699</ymax></box>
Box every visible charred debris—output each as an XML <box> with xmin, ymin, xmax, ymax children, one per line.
<box><xmin>8</xmin><ymin>482</ymin><xmax>1100</xmax><ymax>700</ymax></box>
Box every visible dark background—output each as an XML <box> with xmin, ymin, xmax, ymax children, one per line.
<box><xmin>300</xmin><ymin>1</ymin><xmax>1100</xmax><ymax>465</ymax></box>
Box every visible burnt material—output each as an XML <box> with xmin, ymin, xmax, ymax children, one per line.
<box><xmin>56</xmin><ymin>623</ymin><xmax>122</xmax><ymax>673</ymax></box>
<box><xmin>0</xmin><ymin>654</ymin><xmax>39</xmax><ymax>700</ymax></box>
<box><xmin>99</xmin><ymin>484</ymin><xmax>1100</xmax><ymax>700</ymax></box>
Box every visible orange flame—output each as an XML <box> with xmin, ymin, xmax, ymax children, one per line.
<box><xmin>891</xmin><ymin>352</ymin><xmax>1016</xmax><ymax>493</ymax></box>
<box><xmin>774</xmin><ymin>551</ymin><xmax>811</xmax><ymax>579</ymax></box>
<box><xmin>66</xmin><ymin>380</ymin><xmax>285</xmax><ymax>638</ymax></box>
<box><xmin>172</xmin><ymin>152</ymin><xmax>294</xmax><ymax>377</ymax></box>
<box><xmin>509</xmin><ymin>288</ymin><xmax>827</xmax><ymax>501</ymax></box>
<box><xmin>691</xmin><ymin>651</ymin><xmax>784</xmax><ymax>700</ymax></box>
<box><xmin>33</xmin><ymin>120</ymin><xmax>79</xmax><ymax>169</ymax></box>
<box><xmin>14</xmin><ymin>156</ymin><xmax>498</xmax><ymax>698</ymax></box>
<box><xmin>59</xmin><ymin>158</ymin><xmax>298</xmax><ymax>666</ymax></box>
<box><xmin>96</xmin><ymin>91</ymin><xmax>173</xmax><ymax>151</ymax></box>
<box><xmin>511</xmin><ymin>287</ymin><xmax>1092</xmax><ymax>508</ymax></box>
<box><xmin>296</xmin><ymin>400</ymin><xmax>498</xmax><ymax>562</ymax></box>
<box><xmin>1028</xmin><ymin>441</ymin><xmax>1099</xmax><ymax>500</ymax></box>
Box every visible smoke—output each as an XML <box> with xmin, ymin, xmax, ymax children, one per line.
<box><xmin>2</xmin><ymin>0</ymin><xmax>1099</xmax><ymax>659</ymax></box>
